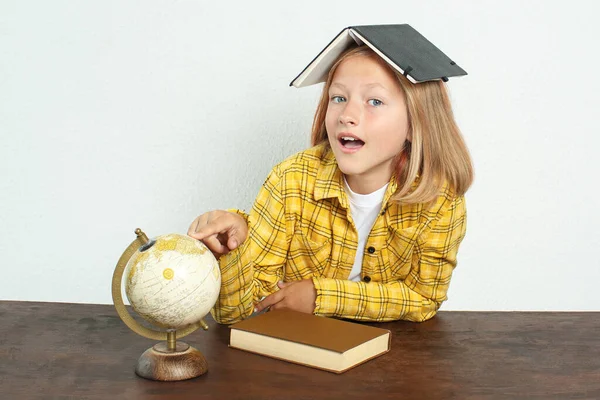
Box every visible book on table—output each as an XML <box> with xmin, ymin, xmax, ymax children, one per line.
<box><xmin>228</xmin><ymin>309</ymin><xmax>391</xmax><ymax>374</ymax></box>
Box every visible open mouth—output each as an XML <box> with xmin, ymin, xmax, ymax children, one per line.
<box><xmin>339</xmin><ymin>136</ymin><xmax>365</xmax><ymax>149</ymax></box>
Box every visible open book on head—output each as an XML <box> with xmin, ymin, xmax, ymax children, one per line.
<box><xmin>290</xmin><ymin>24</ymin><xmax>467</xmax><ymax>88</ymax></box>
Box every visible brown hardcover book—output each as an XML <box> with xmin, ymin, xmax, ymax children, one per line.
<box><xmin>229</xmin><ymin>309</ymin><xmax>391</xmax><ymax>374</ymax></box>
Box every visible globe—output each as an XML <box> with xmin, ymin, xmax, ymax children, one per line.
<box><xmin>123</xmin><ymin>233</ymin><xmax>221</xmax><ymax>330</ymax></box>
<box><xmin>112</xmin><ymin>229</ymin><xmax>221</xmax><ymax>381</ymax></box>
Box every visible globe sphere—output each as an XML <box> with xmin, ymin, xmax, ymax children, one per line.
<box><xmin>124</xmin><ymin>233</ymin><xmax>220</xmax><ymax>329</ymax></box>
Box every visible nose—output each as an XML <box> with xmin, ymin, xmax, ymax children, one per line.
<box><xmin>339</xmin><ymin>101</ymin><xmax>360</xmax><ymax>126</ymax></box>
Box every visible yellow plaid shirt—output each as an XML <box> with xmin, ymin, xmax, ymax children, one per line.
<box><xmin>212</xmin><ymin>144</ymin><xmax>467</xmax><ymax>324</ymax></box>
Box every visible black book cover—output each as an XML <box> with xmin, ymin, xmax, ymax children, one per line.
<box><xmin>290</xmin><ymin>24</ymin><xmax>467</xmax><ymax>87</ymax></box>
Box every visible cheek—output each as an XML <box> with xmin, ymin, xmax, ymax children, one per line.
<box><xmin>369</xmin><ymin>115</ymin><xmax>409</xmax><ymax>148</ymax></box>
<box><xmin>325</xmin><ymin>109</ymin><xmax>336</xmax><ymax>136</ymax></box>
<box><xmin>395</xmin><ymin>107</ymin><xmax>410</xmax><ymax>137</ymax></box>
<box><xmin>397</xmin><ymin>117</ymin><xmax>410</xmax><ymax>143</ymax></box>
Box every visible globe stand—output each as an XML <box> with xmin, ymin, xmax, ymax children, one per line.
<box><xmin>135</xmin><ymin>330</ymin><xmax>208</xmax><ymax>381</ymax></box>
<box><xmin>112</xmin><ymin>229</ymin><xmax>211</xmax><ymax>382</ymax></box>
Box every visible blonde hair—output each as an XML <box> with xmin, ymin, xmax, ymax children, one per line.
<box><xmin>311</xmin><ymin>46</ymin><xmax>474</xmax><ymax>205</ymax></box>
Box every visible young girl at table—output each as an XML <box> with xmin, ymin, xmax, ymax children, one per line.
<box><xmin>188</xmin><ymin>25</ymin><xmax>473</xmax><ymax>324</ymax></box>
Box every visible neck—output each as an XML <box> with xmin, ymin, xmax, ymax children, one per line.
<box><xmin>345</xmin><ymin>174</ymin><xmax>390</xmax><ymax>194</ymax></box>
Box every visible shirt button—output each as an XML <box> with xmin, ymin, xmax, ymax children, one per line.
<box><xmin>367</xmin><ymin>246</ymin><xmax>376</xmax><ymax>254</ymax></box>
<box><xmin>363</xmin><ymin>275</ymin><xmax>372</xmax><ymax>283</ymax></box>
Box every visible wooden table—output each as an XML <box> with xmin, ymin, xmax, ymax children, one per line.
<box><xmin>1</xmin><ymin>301</ymin><xmax>599</xmax><ymax>399</ymax></box>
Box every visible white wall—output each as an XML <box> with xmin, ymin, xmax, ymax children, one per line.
<box><xmin>1</xmin><ymin>0</ymin><xmax>599</xmax><ymax>310</ymax></box>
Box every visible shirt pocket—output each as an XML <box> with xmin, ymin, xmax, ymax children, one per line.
<box><xmin>288</xmin><ymin>227</ymin><xmax>332</xmax><ymax>278</ymax></box>
<box><xmin>384</xmin><ymin>224</ymin><xmax>421</xmax><ymax>280</ymax></box>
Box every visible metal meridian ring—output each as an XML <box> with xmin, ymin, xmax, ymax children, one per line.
<box><xmin>111</xmin><ymin>232</ymin><xmax>205</xmax><ymax>340</ymax></box>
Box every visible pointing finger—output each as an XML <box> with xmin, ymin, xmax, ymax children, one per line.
<box><xmin>188</xmin><ymin>217</ymin><xmax>231</xmax><ymax>240</ymax></box>
<box><xmin>187</xmin><ymin>217</ymin><xmax>202</xmax><ymax>237</ymax></box>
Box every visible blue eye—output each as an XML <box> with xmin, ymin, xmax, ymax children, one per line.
<box><xmin>368</xmin><ymin>99</ymin><xmax>383</xmax><ymax>107</ymax></box>
<box><xmin>331</xmin><ymin>96</ymin><xmax>346</xmax><ymax>103</ymax></box>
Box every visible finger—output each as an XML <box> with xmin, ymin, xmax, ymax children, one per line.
<box><xmin>188</xmin><ymin>216</ymin><xmax>231</xmax><ymax>240</ymax></box>
<box><xmin>224</xmin><ymin>213</ymin><xmax>248</xmax><ymax>250</ymax></box>
<box><xmin>187</xmin><ymin>213</ymin><xmax>210</xmax><ymax>236</ymax></box>
<box><xmin>255</xmin><ymin>291</ymin><xmax>284</xmax><ymax>312</ymax></box>
<box><xmin>198</xmin><ymin>220</ymin><xmax>244</xmax><ymax>251</ymax></box>
<box><xmin>187</xmin><ymin>216</ymin><xmax>201</xmax><ymax>236</ymax></box>
<box><xmin>201</xmin><ymin>235</ymin><xmax>228</xmax><ymax>255</ymax></box>
<box><xmin>277</xmin><ymin>281</ymin><xmax>290</xmax><ymax>289</ymax></box>
<box><xmin>277</xmin><ymin>280</ymin><xmax>293</xmax><ymax>289</ymax></box>
<box><xmin>226</xmin><ymin>229</ymin><xmax>240</xmax><ymax>250</ymax></box>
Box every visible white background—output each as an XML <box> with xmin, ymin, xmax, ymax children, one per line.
<box><xmin>1</xmin><ymin>0</ymin><xmax>599</xmax><ymax>310</ymax></box>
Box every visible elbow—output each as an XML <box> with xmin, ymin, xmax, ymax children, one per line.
<box><xmin>210</xmin><ymin>305</ymin><xmax>251</xmax><ymax>325</ymax></box>
<box><xmin>405</xmin><ymin>300</ymin><xmax>443</xmax><ymax>323</ymax></box>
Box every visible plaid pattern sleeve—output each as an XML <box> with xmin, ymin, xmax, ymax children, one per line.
<box><xmin>211</xmin><ymin>168</ymin><xmax>288</xmax><ymax>324</ymax></box>
<box><xmin>312</xmin><ymin>195</ymin><xmax>467</xmax><ymax>322</ymax></box>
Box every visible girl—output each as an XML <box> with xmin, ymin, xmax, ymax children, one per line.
<box><xmin>189</xmin><ymin>36</ymin><xmax>473</xmax><ymax>324</ymax></box>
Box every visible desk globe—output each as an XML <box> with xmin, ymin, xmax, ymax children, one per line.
<box><xmin>112</xmin><ymin>229</ymin><xmax>221</xmax><ymax>381</ymax></box>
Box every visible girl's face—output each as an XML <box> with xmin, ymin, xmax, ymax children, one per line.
<box><xmin>325</xmin><ymin>55</ymin><xmax>410</xmax><ymax>194</ymax></box>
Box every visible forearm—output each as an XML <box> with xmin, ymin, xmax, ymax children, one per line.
<box><xmin>313</xmin><ymin>194</ymin><xmax>466</xmax><ymax>322</ymax></box>
<box><xmin>211</xmin><ymin>227</ymin><xmax>287</xmax><ymax>324</ymax></box>
<box><xmin>210</xmin><ymin>244</ymin><xmax>255</xmax><ymax>324</ymax></box>
<box><xmin>312</xmin><ymin>277</ymin><xmax>442</xmax><ymax>322</ymax></box>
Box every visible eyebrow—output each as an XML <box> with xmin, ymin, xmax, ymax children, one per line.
<box><xmin>330</xmin><ymin>82</ymin><xmax>388</xmax><ymax>91</ymax></box>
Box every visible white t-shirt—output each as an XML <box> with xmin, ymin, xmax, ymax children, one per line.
<box><xmin>343</xmin><ymin>178</ymin><xmax>388</xmax><ymax>282</ymax></box>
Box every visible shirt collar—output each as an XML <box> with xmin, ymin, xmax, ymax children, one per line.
<box><xmin>314</xmin><ymin>147</ymin><xmax>347</xmax><ymax>207</ymax></box>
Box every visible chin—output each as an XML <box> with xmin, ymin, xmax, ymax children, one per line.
<box><xmin>336</xmin><ymin>163</ymin><xmax>362</xmax><ymax>177</ymax></box>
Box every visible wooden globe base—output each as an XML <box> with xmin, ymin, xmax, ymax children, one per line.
<box><xmin>135</xmin><ymin>341</ymin><xmax>208</xmax><ymax>381</ymax></box>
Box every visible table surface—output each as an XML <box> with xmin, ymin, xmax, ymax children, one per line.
<box><xmin>1</xmin><ymin>301</ymin><xmax>599</xmax><ymax>399</ymax></box>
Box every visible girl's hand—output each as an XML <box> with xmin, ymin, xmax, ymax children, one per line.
<box><xmin>187</xmin><ymin>210</ymin><xmax>248</xmax><ymax>259</ymax></box>
<box><xmin>255</xmin><ymin>280</ymin><xmax>317</xmax><ymax>314</ymax></box>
